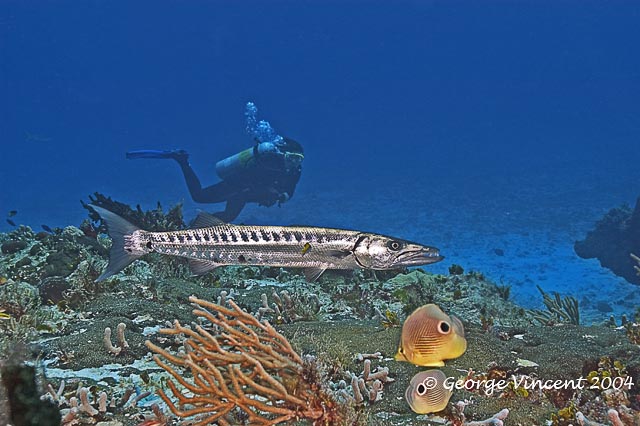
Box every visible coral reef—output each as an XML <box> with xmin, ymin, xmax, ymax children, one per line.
<box><xmin>42</xmin><ymin>379</ymin><xmax>168</xmax><ymax>426</ymax></box>
<box><xmin>104</xmin><ymin>322</ymin><xmax>130</xmax><ymax>356</ymax></box>
<box><xmin>529</xmin><ymin>285</ymin><xmax>580</xmax><ymax>325</ymax></box>
<box><xmin>336</xmin><ymin>354</ymin><xmax>394</xmax><ymax>406</ymax></box>
<box><xmin>145</xmin><ymin>296</ymin><xmax>347</xmax><ymax>425</ymax></box>
<box><xmin>1</xmin><ymin>198</ymin><xmax>639</xmax><ymax>426</ymax></box>
<box><xmin>82</xmin><ymin>192</ymin><xmax>186</xmax><ymax>233</ymax></box>
<box><xmin>575</xmin><ymin>198</ymin><xmax>640</xmax><ymax>285</ymax></box>
<box><xmin>1</xmin><ymin>345</ymin><xmax>61</xmax><ymax>426</ymax></box>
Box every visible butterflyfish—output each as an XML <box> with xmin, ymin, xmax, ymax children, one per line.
<box><xmin>394</xmin><ymin>303</ymin><xmax>466</xmax><ymax>367</ymax></box>
<box><xmin>405</xmin><ymin>369</ymin><xmax>452</xmax><ymax>414</ymax></box>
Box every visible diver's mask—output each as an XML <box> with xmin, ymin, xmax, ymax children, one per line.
<box><xmin>284</xmin><ymin>151</ymin><xmax>304</xmax><ymax>172</ymax></box>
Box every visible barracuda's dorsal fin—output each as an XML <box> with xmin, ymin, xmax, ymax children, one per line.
<box><xmin>189</xmin><ymin>259</ymin><xmax>220</xmax><ymax>275</ymax></box>
<box><xmin>303</xmin><ymin>267</ymin><xmax>326</xmax><ymax>282</ymax></box>
<box><xmin>192</xmin><ymin>212</ymin><xmax>226</xmax><ymax>228</ymax></box>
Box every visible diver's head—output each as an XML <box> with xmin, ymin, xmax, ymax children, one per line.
<box><xmin>280</xmin><ymin>137</ymin><xmax>304</xmax><ymax>172</ymax></box>
<box><xmin>281</xmin><ymin>137</ymin><xmax>303</xmax><ymax>155</ymax></box>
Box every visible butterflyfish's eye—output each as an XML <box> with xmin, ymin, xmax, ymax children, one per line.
<box><xmin>437</xmin><ymin>320</ymin><xmax>451</xmax><ymax>334</ymax></box>
<box><xmin>416</xmin><ymin>383</ymin><xmax>427</xmax><ymax>396</ymax></box>
<box><xmin>388</xmin><ymin>240</ymin><xmax>402</xmax><ymax>251</ymax></box>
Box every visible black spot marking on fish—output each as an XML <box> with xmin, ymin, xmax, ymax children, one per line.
<box><xmin>304</xmin><ymin>233</ymin><xmax>312</xmax><ymax>241</ymax></box>
<box><xmin>231</xmin><ymin>232</ymin><xmax>237</xmax><ymax>242</ymax></box>
<box><xmin>238</xmin><ymin>255</ymin><xmax>246</xmax><ymax>263</ymax></box>
<box><xmin>283</xmin><ymin>232</ymin><xmax>292</xmax><ymax>242</ymax></box>
<box><xmin>272</xmin><ymin>232</ymin><xmax>281</xmax><ymax>242</ymax></box>
<box><xmin>293</xmin><ymin>231</ymin><xmax>303</xmax><ymax>242</ymax></box>
<box><xmin>178</xmin><ymin>235</ymin><xmax>185</xmax><ymax>243</ymax></box>
<box><xmin>250</xmin><ymin>231</ymin><xmax>259</xmax><ymax>242</ymax></box>
<box><xmin>212</xmin><ymin>233</ymin><xmax>220</xmax><ymax>242</ymax></box>
<box><xmin>203</xmin><ymin>233</ymin><xmax>210</xmax><ymax>241</ymax></box>
<box><xmin>186</xmin><ymin>234</ymin><xmax>193</xmax><ymax>241</ymax></box>
<box><xmin>240</xmin><ymin>232</ymin><xmax>249</xmax><ymax>242</ymax></box>
<box><xmin>221</xmin><ymin>233</ymin><xmax>228</xmax><ymax>242</ymax></box>
<box><xmin>194</xmin><ymin>233</ymin><xmax>201</xmax><ymax>242</ymax></box>
<box><xmin>260</xmin><ymin>230</ymin><xmax>271</xmax><ymax>241</ymax></box>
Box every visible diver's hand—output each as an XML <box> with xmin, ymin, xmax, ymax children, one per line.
<box><xmin>258</xmin><ymin>188</ymin><xmax>281</xmax><ymax>207</ymax></box>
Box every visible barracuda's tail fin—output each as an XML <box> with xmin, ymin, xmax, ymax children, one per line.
<box><xmin>90</xmin><ymin>205</ymin><xmax>144</xmax><ymax>282</ymax></box>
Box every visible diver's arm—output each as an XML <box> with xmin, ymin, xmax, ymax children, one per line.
<box><xmin>281</xmin><ymin>170</ymin><xmax>301</xmax><ymax>199</ymax></box>
<box><xmin>177</xmin><ymin>161</ymin><xmax>235</xmax><ymax>204</ymax></box>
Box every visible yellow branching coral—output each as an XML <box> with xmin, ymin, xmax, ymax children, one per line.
<box><xmin>146</xmin><ymin>296</ymin><xmax>343</xmax><ymax>426</ymax></box>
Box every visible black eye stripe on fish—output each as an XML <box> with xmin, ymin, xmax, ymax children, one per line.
<box><xmin>89</xmin><ymin>205</ymin><xmax>442</xmax><ymax>283</ymax></box>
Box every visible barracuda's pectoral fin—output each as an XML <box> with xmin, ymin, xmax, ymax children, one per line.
<box><xmin>191</xmin><ymin>211</ymin><xmax>226</xmax><ymax>228</ymax></box>
<box><xmin>327</xmin><ymin>249</ymin><xmax>352</xmax><ymax>259</ymax></box>
<box><xmin>302</xmin><ymin>267</ymin><xmax>327</xmax><ymax>282</ymax></box>
<box><xmin>188</xmin><ymin>259</ymin><xmax>220</xmax><ymax>275</ymax></box>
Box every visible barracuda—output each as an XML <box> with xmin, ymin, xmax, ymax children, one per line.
<box><xmin>91</xmin><ymin>205</ymin><xmax>443</xmax><ymax>282</ymax></box>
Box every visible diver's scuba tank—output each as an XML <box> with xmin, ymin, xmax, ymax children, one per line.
<box><xmin>215</xmin><ymin>142</ymin><xmax>281</xmax><ymax>180</ymax></box>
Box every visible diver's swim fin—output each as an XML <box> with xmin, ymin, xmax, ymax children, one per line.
<box><xmin>126</xmin><ymin>149</ymin><xmax>187</xmax><ymax>160</ymax></box>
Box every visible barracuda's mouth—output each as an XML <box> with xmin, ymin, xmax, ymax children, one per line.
<box><xmin>396</xmin><ymin>247</ymin><xmax>444</xmax><ymax>266</ymax></box>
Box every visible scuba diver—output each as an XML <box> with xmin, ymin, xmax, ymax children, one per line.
<box><xmin>126</xmin><ymin>103</ymin><xmax>304</xmax><ymax>222</ymax></box>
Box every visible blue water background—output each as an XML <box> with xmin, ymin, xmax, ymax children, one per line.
<box><xmin>2</xmin><ymin>1</ymin><xmax>639</xmax><ymax>317</ymax></box>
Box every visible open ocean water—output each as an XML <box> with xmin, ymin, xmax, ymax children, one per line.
<box><xmin>1</xmin><ymin>2</ymin><xmax>640</xmax><ymax>425</ymax></box>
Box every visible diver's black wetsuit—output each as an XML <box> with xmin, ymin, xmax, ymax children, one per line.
<box><xmin>127</xmin><ymin>138</ymin><xmax>303</xmax><ymax>222</ymax></box>
<box><xmin>175</xmin><ymin>155</ymin><xmax>301</xmax><ymax>222</ymax></box>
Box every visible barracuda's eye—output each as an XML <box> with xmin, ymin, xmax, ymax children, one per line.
<box><xmin>387</xmin><ymin>240</ymin><xmax>402</xmax><ymax>251</ymax></box>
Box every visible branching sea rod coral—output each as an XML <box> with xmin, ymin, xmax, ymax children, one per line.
<box><xmin>529</xmin><ymin>285</ymin><xmax>580</xmax><ymax>325</ymax></box>
<box><xmin>145</xmin><ymin>296</ymin><xmax>345</xmax><ymax>426</ymax></box>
